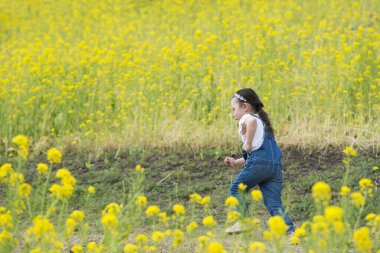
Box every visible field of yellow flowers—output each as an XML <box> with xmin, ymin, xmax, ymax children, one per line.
<box><xmin>1</xmin><ymin>0</ymin><xmax>380</xmax><ymax>252</ymax></box>
<box><xmin>0</xmin><ymin>136</ymin><xmax>379</xmax><ymax>252</ymax></box>
<box><xmin>1</xmin><ymin>0</ymin><xmax>379</xmax><ymax>151</ymax></box>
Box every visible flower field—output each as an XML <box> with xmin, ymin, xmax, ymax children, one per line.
<box><xmin>1</xmin><ymin>0</ymin><xmax>380</xmax><ymax>252</ymax></box>
<box><xmin>0</xmin><ymin>136</ymin><xmax>379</xmax><ymax>252</ymax></box>
<box><xmin>1</xmin><ymin>0</ymin><xmax>379</xmax><ymax>150</ymax></box>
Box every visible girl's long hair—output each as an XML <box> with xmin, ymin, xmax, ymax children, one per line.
<box><xmin>235</xmin><ymin>88</ymin><xmax>275</xmax><ymax>137</ymax></box>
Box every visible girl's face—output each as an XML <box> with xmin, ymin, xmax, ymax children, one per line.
<box><xmin>231</xmin><ymin>98</ymin><xmax>246</xmax><ymax>121</ymax></box>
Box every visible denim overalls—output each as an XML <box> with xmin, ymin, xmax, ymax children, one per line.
<box><xmin>229</xmin><ymin>114</ymin><xmax>294</xmax><ymax>232</ymax></box>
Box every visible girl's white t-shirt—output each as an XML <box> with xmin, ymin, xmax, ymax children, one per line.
<box><xmin>238</xmin><ymin>114</ymin><xmax>264</xmax><ymax>152</ymax></box>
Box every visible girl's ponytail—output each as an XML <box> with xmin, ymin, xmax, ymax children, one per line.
<box><xmin>258</xmin><ymin>109</ymin><xmax>275</xmax><ymax>137</ymax></box>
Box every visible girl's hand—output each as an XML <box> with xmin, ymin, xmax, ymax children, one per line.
<box><xmin>242</xmin><ymin>143</ymin><xmax>252</xmax><ymax>153</ymax></box>
<box><xmin>224</xmin><ymin>157</ymin><xmax>236</xmax><ymax>167</ymax></box>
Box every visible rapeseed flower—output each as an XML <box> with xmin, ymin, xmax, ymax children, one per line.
<box><xmin>351</xmin><ymin>192</ymin><xmax>365</xmax><ymax>208</ymax></box>
<box><xmin>17</xmin><ymin>183</ymin><xmax>31</xmax><ymax>198</ymax></box>
<box><xmin>71</xmin><ymin>245</ymin><xmax>83</xmax><ymax>253</ymax></box>
<box><xmin>87</xmin><ymin>242</ymin><xmax>103</xmax><ymax>253</ymax></box>
<box><xmin>340</xmin><ymin>186</ymin><xmax>351</xmax><ymax>196</ymax></box>
<box><xmin>146</xmin><ymin>205</ymin><xmax>160</xmax><ymax>217</ymax></box>
<box><xmin>207</xmin><ymin>242</ymin><xmax>225</xmax><ymax>253</ymax></box>
<box><xmin>312</xmin><ymin>181</ymin><xmax>331</xmax><ymax>206</ymax></box>
<box><xmin>0</xmin><ymin>164</ymin><xmax>13</xmax><ymax>184</ymax></box>
<box><xmin>189</xmin><ymin>193</ymin><xmax>202</xmax><ymax>204</ymax></box>
<box><xmin>36</xmin><ymin>163</ymin><xmax>49</xmax><ymax>175</ymax></box>
<box><xmin>135</xmin><ymin>195</ymin><xmax>147</xmax><ymax>208</ymax></box>
<box><xmin>173</xmin><ymin>204</ymin><xmax>185</xmax><ymax>216</ymax></box>
<box><xmin>186</xmin><ymin>221</ymin><xmax>198</xmax><ymax>232</ymax></box>
<box><xmin>359</xmin><ymin>178</ymin><xmax>373</xmax><ymax>197</ymax></box>
<box><xmin>352</xmin><ymin>227</ymin><xmax>373</xmax><ymax>253</ymax></box>
<box><xmin>343</xmin><ymin>146</ymin><xmax>357</xmax><ymax>157</ymax></box>
<box><xmin>152</xmin><ymin>231</ymin><xmax>165</xmax><ymax>243</ymax></box>
<box><xmin>172</xmin><ymin>229</ymin><xmax>184</xmax><ymax>248</ymax></box>
<box><xmin>238</xmin><ymin>183</ymin><xmax>247</xmax><ymax>191</ymax></box>
<box><xmin>47</xmin><ymin>148</ymin><xmax>62</xmax><ymax>164</ymax></box>
<box><xmin>87</xmin><ymin>186</ymin><xmax>96</xmax><ymax>194</ymax></box>
<box><xmin>203</xmin><ymin>216</ymin><xmax>217</xmax><ymax>228</ymax></box>
<box><xmin>268</xmin><ymin>216</ymin><xmax>287</xmax><ymax>238</ymax></box>
<box><xmin>225</xmin><ymin>196</ymin><xmax>239</xmax><ymax>207</ymax></box>
<box><xmin>201</xmin><ymin>196</ymin><xmax>211</xmax><ymax>206</ymax></box>
<box><xmin>226</xmin><ymin>211</ymin><xmax>241</xmax><ymax>224</ymax></box>
<box><xmin>123</xmin><ymin>243</ymin><xmax>137</xmax><ymax>253</ymax></box>
<box><xmin>249</xmin><ymin>241</ymin><xmax>266</xmax><ymax>252</ymax></box>
<box><xmin>251</xmin><ymin>190</ymin><xmax>263</xmax><ymax>202</ymax></box>
<box><xmin>12</xmin><ymin>134</ymin><xmax>29</xmax><ymax>159</ymax></box>
<box><xmin>135</xmin><ymin>234</ymin><xmax>148</xmax><ymax>244</ymax></box>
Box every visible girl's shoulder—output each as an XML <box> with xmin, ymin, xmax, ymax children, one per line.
<box><xmin>239</xmin><ymin>113</ymin><xmax>256</xmax><ymax>125</ymax></box>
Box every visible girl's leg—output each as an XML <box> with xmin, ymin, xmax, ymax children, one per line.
<box><xmin>259</xmin><ymin>178</ymin><xmax>295</xmax><ymax>232</ymax></box>
<box><xmin>229</xmin><ymin>168</ymin><xmax>270</xmax><ymax>215</ymax></box>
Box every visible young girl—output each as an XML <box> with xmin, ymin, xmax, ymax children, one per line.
<box><xmin>224</xmin><ymin>88</ymin><xmax>295</xmax><ymax>234</ymax></box>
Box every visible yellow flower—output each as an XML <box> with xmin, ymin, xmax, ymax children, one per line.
<box><xmin>47</xmin><ymin>148</ymin><xmax>62</xmax><ymax>164</ymax></box>
<box><xmin>135</xmin><ymin>234</ymin><xmax>148</xmax><ymax>244</ymax></box>
<box><xmin>71</xmin><ymin>245</ymin><xmax>83</xmax><ymax>253</ymax></box>
<box><xmin>123</xmin><ymin>243</ymin><xmax>137</xmax><ymax>253</ymax></box>
<box><xmin>189</xmin><ymin>193</ymin><xmax>202</xmax><ymax>204</ymax></box>
<box><xmin>365</xmin><ymin>213</ymin><xmax>376</xmax><ymax>221</ymax></box>
<box><xmin>172</xmin><ymin>229</ymin><xmax>184</xmax><ymax>248</ymax></box>
<box><xmin>186</xmin><ymin>221</ymin><xmax>198</xmax><ymax>232</ymax></box>
<box><xmin>135</xmin><ymin>195</ymin><xmax>147</xmax><ymax>208</ymax></box>
<box><xmin>324</xmin><ymin>206</ymin><xmax>343</xmax><ymax>222</ymax></box>
<box><xmin>146</xmin><ymin>205</ymin><xmax>160</xmax><ymax>217</ymax></box>
<box><xmin>87</xmin><ymin>186</ymin><xmax>96</xmax><ymax>194</ymax></box>
<box><xmin>251</xmin><ymin>190</ymin><xmax>263</xmax><ymax>202</ymax></box>
<box><xmin>0</xmin><ymin>208</ymin><xmax>13</xmax><ymax>230</ymax></box>
<box><xmin>198</xmin><ymin>235</ymin><xmax>209</xmax><ymax>244</ymax></box>
<box><xmin>238</xmin><ymin>183</ymin><xmax>247</xmax><ymax>191</ymax></box>
<box><xmin>343</xmin><ymin>146</ymin><xmax>357</xmax><ymax>157</ymax></box>
<box><xmin>173</xmin><ymin>204</ymin><xmax>185</xmax><ymax>216</ymax></box>
<box><xmin>0</xmin><ymin>163</ymin><xmax>13</xmax><ymax>184</ymax></box>
<box><xmin>268</xmin><ymin>216</ymin><xmax>287</xmax><ymax>238</ymax></box>
<box><xmin>311</xmin><ymin>181</ymin><xmax>331</xmax><ymax>206</ymax></box>
<box><xmin>207</xmin><ymin>242</ymin><xmax>225</xmax><ymax>253</ymax></box>
<box><xmin>70</xmin><ymin>210</ymin><xmax>85</xmax><ymax>223</ymax></box>
<box><xmin>201</xmin><ymin>196</ymin><xmax>211</xmax><ymax>205</ymax></box>
<box><xmin>152</xmin><ymin>231</ymin><xmax>165</xmax><ymax>243</ymax></box>
<box><xmin>18</xmin><ymin>183</ymin><xmax>31</xmax><ymax>198</ymax></box>
<box><xmin>87</xmin><ymin>242</ymin><xmax>103</xmax><ymax>253</ymax></box>
<box><xmin>103</xmin><ymin>203</ymin><xmax>120</xmax><ymax>215</ymax></box>
<box><xmin>351</xmin><ymin>192</ymin><xmax>365</xmax><ymax>208</ymax></box>
<box><xmin>359</xmin><ymin>178</ymin><xmax>373</xmax><ymax>197</ymax></box>
<box><xmin>135</xmin><ymin>164</ymin><xmax>144</xmax><ymax>172</ymax></box>
<box><xmin>36</xmin><ymin>163</ymin><xmax>49</xmax><ymax>175</ymax></box>
<box><xmin>101</xmin><ymin>213</ymin><xmax>118</xmax><ymax>230</ymax></box>
<box><xmin>26</xmin><ymin>215</ymin><xmax>55</xmax><ymax>241</ymax></box>
<box><xmin>340</xmin><ymin>186</ymin><xmax>351</xmax><ymax>196</ymax></box>
<box><xmin>56</xmin><ymin>168</ymin><xmax>76</xmax><ymax>186</ymax></box>
<box><xmin>203</xmin><ymin>216</ymin><xmax>217</xmax><ymax>228</ymax></box>
<box><xmin>225</xmin><ymin>196</ymin><xmax>239</xmax><ymax>207</ymax></box>
<box><xmin>373</xmin><ymin>166</ymin><xmax>379</xmax><ymax>171</ymax></box>
<box><xmin>262</xmin><ymin>231</ymin><xmax>273</xmax><ymax>241</ymax></box>
<box><xmin>295</xmin><ymin>228</ymin><xmax>306</xmax><ymax>237</ymax></box>
<box><xmin>352</xmin><ymin>227</ymin><xmax>373</xmax><ymax>253</ymax></box>
<box><xmin>249</xmin><ymin>241</ymin><xmax>266</xmax><ymax>253</ymax></box>
<box><xmin>158</xmin><ymin>212</ymin><xmax>169</xmax><ymax>224</ymax></box>
<box><xmin>65</xmin><ymin>218</ymin><xmax>77</xmax><ymax>236</ymax></box>
<box><xmin>226</xmin><ymin>211</ymin><xmax>241</xmax><ymax>224</ymax></box>
<box><xmin>12</xmin><ymin>135</ymin><xmax>29</xmax><ymax>157</ymax></box>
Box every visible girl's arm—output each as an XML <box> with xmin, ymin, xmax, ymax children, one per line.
<box><xmin>224</xmin><ymin>157</ymin><xmax>245</xmax><ymax>167</ymax></box>
<box><xmin>243</xmin><ymin>117</ymin><xmax>257</xmax><ymax>153</ymax></box>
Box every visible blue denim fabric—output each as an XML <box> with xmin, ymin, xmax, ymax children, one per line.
<box><xmin>229</xmin><ymin>115</ymin><xmax>295</xmax><ymax>232</ymax></box>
